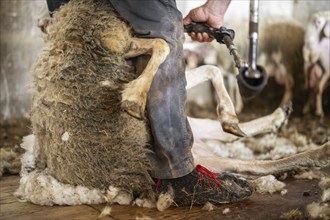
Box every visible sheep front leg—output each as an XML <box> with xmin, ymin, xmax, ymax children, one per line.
<box><xmin>186</xmin><ymin>65</ymin><xmax>245</xmax><ymax>137</ymax></box>
<box><xmin>189</xmin><ymin>103</ymin><xmax>291</xmax><ymax>143</ymax></box>
<box><xmin>121</xmin><ymin>38</ymin><xmax>170</xmax><ymax>119</ymax></box>
<box><xmin>195</xmin><ymin>141</ymin><xmax>330</xmax><ymax>175</ymax></box>
<box><xmin>280</xmin><ymin>69</ymin><xmax>294</xmax><ymax>107</ymax></box>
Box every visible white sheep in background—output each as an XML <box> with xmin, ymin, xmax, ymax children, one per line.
<box><xmin>184</xmin><ymin>18</ymin><xmax>306</xmax><ymax>115</ymax></box>
<box><xmin>216</xmin><ymin>18</ymin><xmax>306</xmax><ymax>114</ymax></box>
<box><xmin>303</xmin><ymin>11</ymin><xmax>330</xmax><ymax>118</ymax></box>
<box><xmin>183</xmin><ymin>38</ymin><xmax>244</xmax><ymax>114</ymax></box>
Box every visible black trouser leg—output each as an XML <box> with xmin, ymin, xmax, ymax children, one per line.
<box><xmin>110</xmin><ymin>0</ymin><xmax>195</xmax><ymax>179</ymax></box>
<box><xmin>46</xmin><ymin>0</ymin><xmax>69</xmax><ymax>13</ymax></box>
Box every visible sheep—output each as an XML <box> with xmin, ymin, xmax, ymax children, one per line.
<box><xmin>28</xmin><ymin>0</ymin><xmax>170</xmax><ymax>197</ymax></box>
<box><xmin>303</xmin><ymin>11</ymin><xmax>330</xmax><ymax>118</ymax></box>
<box><xmin>183</xmin><ymin>39</ymin><xmax>244</xmax><ymax>114</ymax></box>
<box><xmin>183</xmin><ymin>39</ymin><xmax>218</xmax><ymax>70</ymax></box>
<box><xmin>16</xmin><ymin>0</ymin><xmax>240</xmax><ymax>207</ymax></box>
<box><xmin>210</xmin><ymin>18</ymin><xmax>305</xmax><ymax>114</ymax></box>
<box><xmin>16</xmin><ymin>0</ymin><xmax>330</xmax><ymax>210</ymax></box>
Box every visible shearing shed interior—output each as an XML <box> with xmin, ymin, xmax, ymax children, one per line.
<box><xmin>0</xmin><ymin>0</ymin><xmax>330</xmax><ymax>219</ymax></box>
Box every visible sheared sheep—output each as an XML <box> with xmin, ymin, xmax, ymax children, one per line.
<box><xmin>16</xmin><ymin>0</ymin><xmax>330</xmax><ymax>210</ymax></box>
<box><xmin>303</xmin><ymin>11</ymin><xmax>330</xmax><ymax>118</ymax></box>
<box><xmin>202</xmin><ymin>18</ymin><xmax>305</xmax><ymax>114</ymax></box>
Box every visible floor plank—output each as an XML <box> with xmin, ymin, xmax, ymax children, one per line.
<box><xmin>0</xmin><ymin>173</ymin><xmax>327</xmax><ymax>220</ymax></box>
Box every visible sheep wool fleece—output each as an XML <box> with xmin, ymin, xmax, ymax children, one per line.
<box><xmin>30</xmin><ymin>0</ymin><xmax>155</xmax><ymax>194</ymax></box>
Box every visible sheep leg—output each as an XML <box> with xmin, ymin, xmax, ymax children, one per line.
<box><xmin>303</xmin><ymin>63</ymin><xmax>313</xmax><ymax>115</ymax></box>
<box><xmin>280</xmin><ymin>71</ymin><xmax>294</xmax><ymax>107</ymax></box>
<box><xmin>234</xmin><ymin>82</ymin><xmax>244</xmax><ymax>113</ymax></box>
<box><xmin>315</xmin><ymin>71</ymin><xmax>330</xmax><ymax>117</ymax></box>
<box><xmin>303</xmin><ymin>60</ymin><xmax>311</xmax><ymax>90</ymax></box>
<box><xmin>225</xmin><ymin>72</ymin><xmax>243</xmax><ymax>113</ymax></box>
<box><xmin>303</xmin><ymin>90</ymin><xmax>314</xmax><ymax>115</ymax></box>
<box><xmin>194</xmin><ymin>141</ymin><xmax>330</xmax><ymax>176</ymax></box>
<box><xmin>121</xmin><ymin>38</ymin><xmax>170</xmax><ymax>119</ymax></box>
<box><xmin>185</xmin><ymin>65</ymin><xmax>245</xmax><ymax>137</ymax></box>
<box><xmin>189</xmin><ymin>103</ymin><xmax>291</xmax><ymax>143</ymax></box>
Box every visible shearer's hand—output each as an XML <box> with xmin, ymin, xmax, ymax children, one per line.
<box><xmin>37</xmin><ymin>2</ymin><xmax>51</xmax><ymax>34</ymax></box>
<box><xmin>183</xmin><ymin>0</ymin><xmax>231</xmax><ymax>42</ymax></box>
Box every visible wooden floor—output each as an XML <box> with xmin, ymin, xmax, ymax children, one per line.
<box><xmin>0</xmin><ymin>173</ymin><xmax>326</xmax><ymax>220</ymax></box>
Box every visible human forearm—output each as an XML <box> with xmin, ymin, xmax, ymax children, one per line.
<box><xmin>183</xmin><ymin>0</ymin><xmax>232</xmax><ymax>42</ymax></box>
<box><xmin>203</xmin><ymin>0</ymin><xmax>231</xmax><ymax>18</ymax></box>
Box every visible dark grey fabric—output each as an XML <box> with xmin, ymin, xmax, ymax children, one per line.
<box><xmin>46</xmin><ymin>0</ymin><xmax>69</xmax><ymax>14</ymax></box>
<box><xmin>110</xmin><ymin>0</ymin><xmax>194</xmax><ymax>179</ymax></box>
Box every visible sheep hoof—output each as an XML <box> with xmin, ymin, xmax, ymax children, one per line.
<box><xmin>222</xmin><ymin>122</ymin><xmax>246</xmax><ymax>137</ymax></box>
<box><xmin>281</xmin><ymin>101</ymin><xmax>293</xmax><ymax>117</ymax></box>
<box><xmin>121</xmin><ymin>100</ymin><xmax>145</xmax><ymax>120</ymax></box>
<box><xmin>315</xmin><ymin>109</ymin><xmax>324</xmax><ymax>118</ymax></box>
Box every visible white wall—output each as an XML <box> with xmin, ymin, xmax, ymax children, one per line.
<box><xmin>178</xmin><ymin>0</ymin><xmax>293</xmax><ymax>22</ymax></box>
<box><xmin>178</xmin><ymin>0</ymin><xmax>329</xmax><ymax>25</ymax></box>
<box><xmin>0</xmin><ymin>1</ymin><xmax>45</xmax><ymax>119</ymax></box>
<box><xmin>1</xmin><ymin>0</ymin><xmax>329</xmax><ymax>119</ymax></box>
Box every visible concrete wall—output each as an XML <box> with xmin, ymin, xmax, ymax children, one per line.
<box><xmin>0</xmin><ymin>0</ymin><xmax>44</xmax><ymax>119</ymax></box>
<box><xmin>0</xmin><ymin>0</ymin><xmax>329</xmax><ymax>119</ymax></box>
<box><xmin>293</xmin><ymin>0</ymin><xmax>330</xmax><ymax>24</ymax></box>
<box><xmin>178</xmin><ymin>0</ymin><xmax>293</xmax><ymax>23</ymax></box>
<box><xmin>179</xmin><ymin>0</ymin><xmax>330</xmax><ymax>24</ymax></box>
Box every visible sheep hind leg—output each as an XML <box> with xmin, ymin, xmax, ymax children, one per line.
<box><xmin>196</xmin><ymin>141</ymin><xmax>330</xmax><ymax>176</ymax></box>
<box><xmin>185</xmin><ymin>65</ymin><xmax>245</xmax><ymax>137</ymax></box>
<box><xmin>189</xmin><ymin>102</ymin><xmax>291</xmax><ymax>143</ymax></box>
<box><xmin>121</xmin><ymin>38</ymin><xmax>170</xmax><ymax>119</ymax></box>
<box><xmin>280</xmin><ymin>71</ymin><xmax>294</xmax><ymax>107</ymax></box>
<box><xmin>315</xmin><ymin>72</ymin><xmax>330</xmax><ymax>118</ymax></box>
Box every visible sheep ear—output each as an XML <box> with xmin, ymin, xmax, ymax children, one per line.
<box><xmin>323</xmin><ymin>21</ymin><xmax>330</xmax><ymax>38</ymax></box>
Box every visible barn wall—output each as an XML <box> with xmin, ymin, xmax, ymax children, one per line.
<box><xmin>179</xmin><ymin>0</ymin><xmax>293</xmax><ymax>23</ymax></box>
<box><xmin>293</xmin><ymin>0</ymin><xmax>330</xmax><ymax>25</ymax></box>
<box><xmin>0</xmin><ymin>0</ymin><xmax>329</xmax><ymax>119</ymax></box>
<box><xmin>0</xmin><ymin>0</ymin><xmax>44</xmax><ymax>119</ymax></box>
<box><xmin>179</xmin><ymin>0</ymin><xmax>330</xmax><ymax>24</ymax></box>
